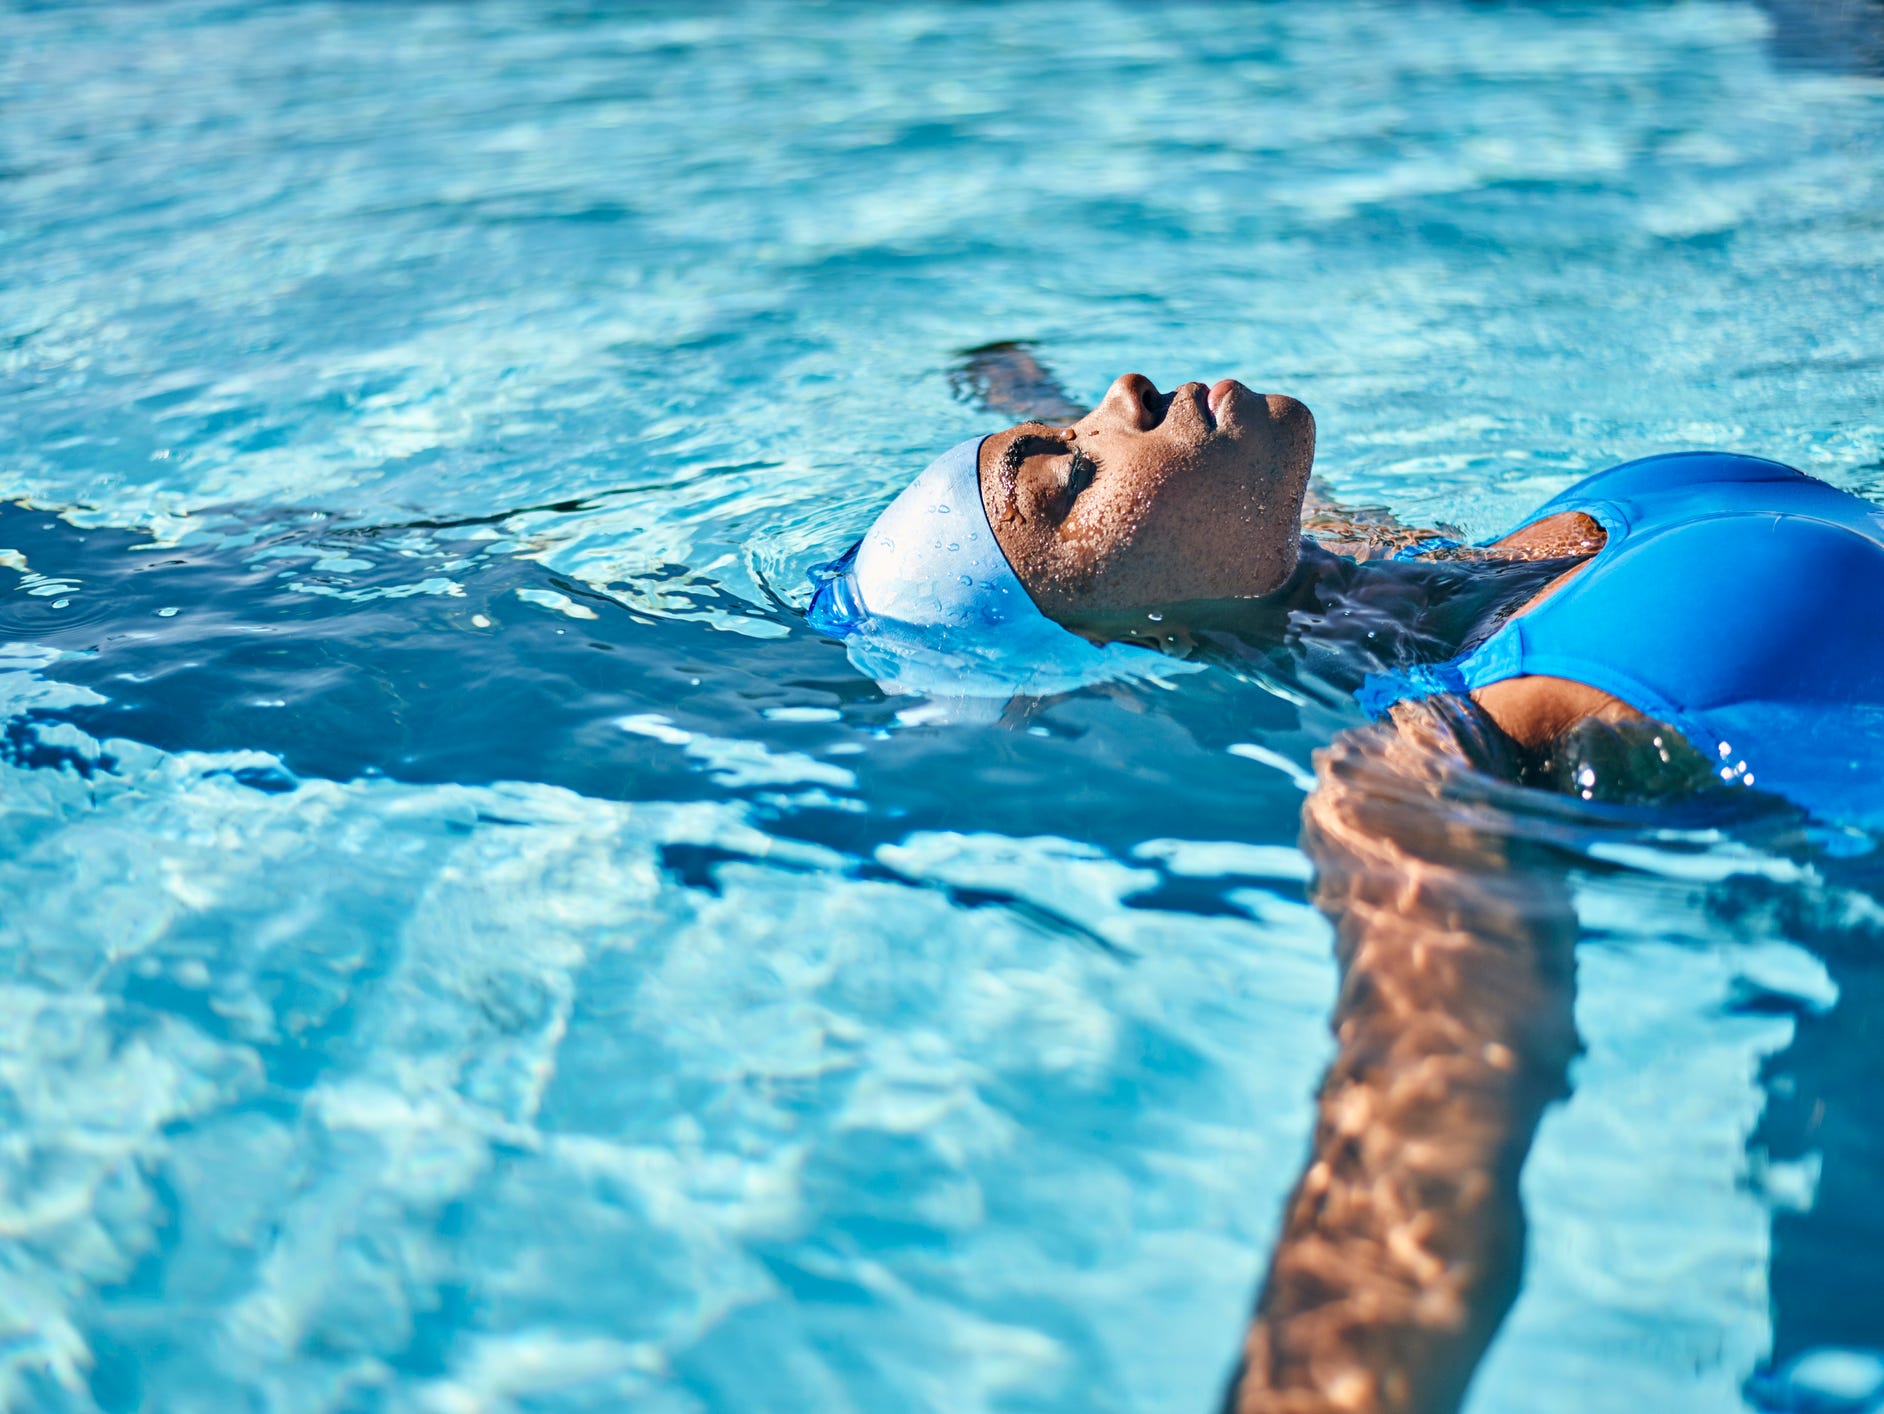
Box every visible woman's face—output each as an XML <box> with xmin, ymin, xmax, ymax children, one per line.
<box><xmin>978</xmin><ymin>374</ymin><xmax>1316</xmax><ymax>622</ymax></box>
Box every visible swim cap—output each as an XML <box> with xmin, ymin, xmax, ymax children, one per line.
<box><xmin>807</xmin><ymin>436</ymin><xmax>1192</xmax><ymax>699</ymax></box>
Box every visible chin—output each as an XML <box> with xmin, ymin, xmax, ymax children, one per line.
<box><xmin>1264</xmin><ymin>392</ymin><xmax>1314</xmax><ymax>426</ymax></box>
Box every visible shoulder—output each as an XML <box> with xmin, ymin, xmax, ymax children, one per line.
<box><xmin>1486</xmin><ymin>510</ymin><xmax>1605</xmax><ymax>561</ymax></box>
<box><xmin>1514</xmin><ymin>451</ymin><xmax>1817</xmax><ymax>533</ymax></box>
<box><xmin>1468</xmin><ymin>674</ymin><xmax>1643</xmax><ymax>752</ymax></box>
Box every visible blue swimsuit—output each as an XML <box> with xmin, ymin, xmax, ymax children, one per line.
<box><xmin>1365</xmin><ymin>452</ymin><xmax>1884</xmax><ymax>824</ymax></box>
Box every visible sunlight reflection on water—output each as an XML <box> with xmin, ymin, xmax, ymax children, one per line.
<box><xmin>1</xmin><ymin>2</ymin><xmax>1882</xmax><ymax>1410</ymax></box>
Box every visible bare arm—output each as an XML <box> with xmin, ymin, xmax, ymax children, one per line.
<box><xmin>948</xmin><ymin>345</ymin><xmax>1612</xmax><ymax>1408</ymax></box>
<box><xmin>1228</xmin><ymin>698</ymin><xmax>1580</xmax><ymax>1414</ymax></box>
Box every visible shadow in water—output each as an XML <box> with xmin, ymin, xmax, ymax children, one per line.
<box><xmin>1757</xmin><ymin>0</ymin><xmax>1884</xmax><ymax>76</ymax></box>
<box><xmin>0</xmin><ymin>498</ymin><xmax>1340</xmax><ymax>905</ymax></box>
<box><xmin>1720</xmin><ymin>859</ymin><xmax>1884</xmax><ymax>1392</ymax></box>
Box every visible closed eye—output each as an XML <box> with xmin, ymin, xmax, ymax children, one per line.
<box><xmin>999</xmin><ymin>429</ymin><xmax>1097</xmax><ymax>522</ymax></box>
<box><xmin>1065</xmin><ymin>447</ymin><xmax>1097</xmax><ymax>500</ymax></box>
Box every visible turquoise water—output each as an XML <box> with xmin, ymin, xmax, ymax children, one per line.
<box><xmin>3</xmin><ymin>2</ymin><xmax>1883</xmax><ymax>1410</ymax></box>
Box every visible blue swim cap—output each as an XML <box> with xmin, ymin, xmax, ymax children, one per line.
<box><xmin>807</xmin><ymin>436</ymin><xmax>1193</xmax><ymax>699</ymax></box>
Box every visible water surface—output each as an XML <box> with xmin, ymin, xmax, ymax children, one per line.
<box><xmin>3</xmin><ymin>3</ymin><xmax>1883</xmax><ymax>1410</ymax></box>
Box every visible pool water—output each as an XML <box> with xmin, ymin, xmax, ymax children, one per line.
<box><xmin>3</xmin><ymin>2</ymin><xmax>1883</xmax><ymax>1410</ymax></box>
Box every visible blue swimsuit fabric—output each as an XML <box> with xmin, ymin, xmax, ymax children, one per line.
<box><xmin>1361</xmin><ymin>452</ymin><xmax>1884</xmax><ymax>824</ymax></box>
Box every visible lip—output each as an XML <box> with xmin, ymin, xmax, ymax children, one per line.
<box><xmin>1205</xmin><ymin>378</ymin><xmax>1243</xmax><ymax>427</ymax></box>
<box><xmin>1169</xmin><ymin>380</ymin><xmax>1216</xmax><ymax>432</ymax></box>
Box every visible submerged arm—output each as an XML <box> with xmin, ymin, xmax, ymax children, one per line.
<box><xmin>950</xmin><ymin>341</ymin><xmax>1090</xmax><ymax>424</ymax></box>
<box><xmin>948</xmin><ymin>343</ymin><xmax>1495</xmax><ymax>559</ymax></box>
<box><xmin>1229</xmin><ymin>698</ymin><xmax>1580</xmax><ymax>1414</ymax></box>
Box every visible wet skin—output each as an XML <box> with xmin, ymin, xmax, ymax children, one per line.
<box><xmin>978</xmin><ymin>373</ymin><xmax>1317</xmax><ymax>614</ymax></box>
<box><xmin>977</xmin><ymin>371</ymin><xmax>1628</xmax><ymax>750</ymax></box>
<box><xmin>966</xmin><ymin>367</ymin><xmax>1686</xmax><ymax>1414</ymax></box>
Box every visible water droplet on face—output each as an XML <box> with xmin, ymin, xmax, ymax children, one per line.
<box><xmin>958</xmin><ymin>575</ymin><xmax>973</xmax><ymax>587</ymax></box>
<box><xmin>1577</xmin><ymin>765</ymin><xmax>1597</xmax><ymax>789</ymax></box>
<box><xmin>946</xmin><ymin>542</ymin><xmax>959</xmax><ymax>552</ymax></box>
<box><xmin>936</xmin><ymin>504</ymin><xmax>951</xmax><ymax>514</ymax></box>
<box><xmin>1147</xmin><ymin>611</ymin><xmax>1163</xmax><ymax>622</ymax></box>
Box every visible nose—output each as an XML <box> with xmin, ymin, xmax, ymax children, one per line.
<box><xmin>1100</xmin><ymin>372</ymin><xmax>1161</xmax><ymax>431</ymax></box>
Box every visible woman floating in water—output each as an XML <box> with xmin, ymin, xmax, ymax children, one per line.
<box><xmin>810</xmin><ymin>348</ymin><xmax>1884</xmax><ymax>1414</ymax></box>
<box><xmin>6</xmin><ymin>349</ymin><xmax>1877</xmax><ymax>1414</ymax></box>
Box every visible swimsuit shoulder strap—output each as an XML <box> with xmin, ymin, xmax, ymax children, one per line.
<box><xmin>1511</xmin><ymin>450</ymin><xmax>1830</xmax><ymax>543</ymax></box>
